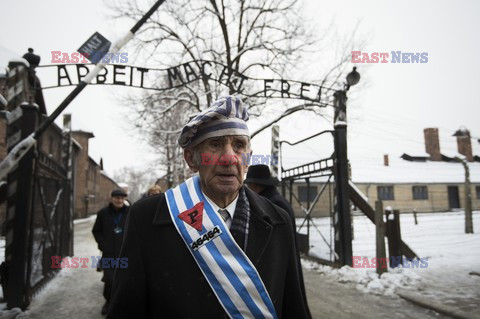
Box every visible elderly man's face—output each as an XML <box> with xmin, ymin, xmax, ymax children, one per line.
<box><xmin>185</xmin><ymin>135</ymin><xmax>251</xmax><ymax>205</ymax></box>
<box><xmin>110</xmin><ymin>196</ymin><xmax>126</xmax><ymax>210</ymax></box>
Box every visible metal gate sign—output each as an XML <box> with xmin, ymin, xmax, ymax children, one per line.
<box><xmin>77</xmin><ymin>32</ymin><xmax>112</xmax><ymax>63</ymax></box>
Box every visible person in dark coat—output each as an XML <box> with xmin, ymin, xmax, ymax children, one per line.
<box><xmin>108</xmin><ymin>96</ymin><xmax>310</xmax><ymax>318</ymax></box>
<box><xmin>244</xmin><ymin>164</ymin><xmax>296</xmax><ymax>230</ymax></box>
<box><xmin>245</xmin><ymin>164</ymin><xmax>311</xmax><ymax>319</ymax></box>
<box><xmin>92</xmin><ymin>189</ymin><xmax>129</xmax><ymax>315</ymax></box>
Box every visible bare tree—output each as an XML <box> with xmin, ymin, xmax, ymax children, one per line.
<box><xmin>130</xmin><ymin>86</ymin><xmax>195</xmax><ymax>188</ymax></box>
<box><xmin>113</xmin><ymin>166</ymin><xmax>154</xmax><ymax>202</ymax></box>
<box><xmin>110</xmin><ymin>0</ymin><xmax>360</xmax><ymax>182</ymax></box>
<box><xmin>112</xmin><ymin>0</ymin><xmax>320</xmax><ymax>103</ymax></box>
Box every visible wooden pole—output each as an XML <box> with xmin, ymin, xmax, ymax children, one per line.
<box><xmin>375</xmin><ymin>201</ymin><xmax>387</xmax><ymax>275</ymax></box>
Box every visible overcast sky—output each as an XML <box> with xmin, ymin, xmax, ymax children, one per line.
<box><xmin>1</xmin><ymin>0</ymin><xmax>479</xmax><ymax>181</ymax></box>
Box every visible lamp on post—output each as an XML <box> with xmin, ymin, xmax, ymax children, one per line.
<box><xmin>333</xmin><ymin>67</ymin><xmax>360</xmax><ymax>267</ymax></box>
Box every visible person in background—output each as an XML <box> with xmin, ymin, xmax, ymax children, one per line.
<box><xmin>244</xmin><ymin>164</ymin><xmax>296</xmax><ymax>230</ymax></box>
<box><xmin>147</xmin><ymin>184</ymin><xmax>163</xmax><ymax>196</ymax></box>
<box><xmin>245</xmin><ymin>164</ymin><xmax>311</xmax><ymax>318</ymax></box>
<box><xmin>118</xmin><ymin>183</ymin><xmax>131</xmax><ymax>206</ymax></box>
<box><xmin>92</xmin><ymin>189</ymin><xmax>129</xmax><ymax>316</ymax></box>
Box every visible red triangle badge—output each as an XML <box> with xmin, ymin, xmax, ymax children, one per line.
<box><xmin>178</xmin><ymin>201</ymin><xmax>204</xmax><ymax>231</ymax></box>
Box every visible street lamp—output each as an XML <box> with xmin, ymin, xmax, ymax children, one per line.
<box><xmin>346</xmin><ymin>66</ymin><xmax>361</xmax><ymax>91</ymax></box>
<box><xmin>334</xmin><ymin>67</ymin><xmax>361</xmax><ymax>123</ymax></box>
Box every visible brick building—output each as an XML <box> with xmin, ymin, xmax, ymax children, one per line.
<box><xmin>284</xmin><ymin>128</ymin><xmax>480</xmax><ymax>217</ymax></box>
<box><xmin>0</xmin><ymin>48</ymin><xmax>120</xmax><ymax>225</ymax></box>
<box><xmin>70</xmin><ymin>130</ymin><xmax>120</xmax><ymax>219</ymax></box>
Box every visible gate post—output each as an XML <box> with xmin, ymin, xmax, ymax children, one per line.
<box><xmin>62</xmin><ymin>114</ymin><xmax>74</xmax><ymax>256</ymax></box>
<box><xmin>5</xmin><ymin>103</ymin><xmax>39</xmax><ymax>309</ymax></box>
<box><xmin>333</xmin><ymin>90</ymin><xmax>353</xmax><ymax>267</ymax></box>
<box><xmin>270</xmin><ymin>125</ymin><xmax>280</xmax><ymax>178</ymax></box>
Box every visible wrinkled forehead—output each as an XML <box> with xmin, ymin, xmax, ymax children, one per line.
<box><xmin>201</xmin><ymin>135</ymin><xmax>250</xmax><ymax>145</ymax></box>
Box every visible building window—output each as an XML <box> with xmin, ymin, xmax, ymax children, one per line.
<box><xmin>477</xmin><ymin>186</ymin><xmax>480</xmax><ymax>199</ymax></box>
<box><xmin>412</xmin><ymin>186</ymin><xmax>428</xmax><ymax>200</ymax></box>
<box><xmin>377</xmin><ymin>186</ymin><xmax>394</xmax><ymax>201</ymax></box>
<box><xmin>298</xmin><ymin>186</ymin><xmax>318</xmax><ymax>202</ymax></box>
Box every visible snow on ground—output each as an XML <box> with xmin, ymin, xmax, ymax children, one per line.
<box><xmin>301</xmin><ymin>211</ymin><xmax>480</xmax><ymax>313</ymax></box>
<box><xmin>22</xmin><ymin>216</ymin><xmax>104</xmax><ymax>318</ymax></box>
<box><xmin>73</xmin><ymin>214</ymin><xmax>97</xmax><ymax>225</ymax></box>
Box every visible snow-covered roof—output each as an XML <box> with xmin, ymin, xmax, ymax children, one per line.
<box><xmin>0</xmin><ymin>46</ymin><xmax>24</xmax><ymax>76</ymax></box>
<box><xmin>351</xmin><ymin>156</ymin><xmax>480</xmax><ymax>184</ymax></box>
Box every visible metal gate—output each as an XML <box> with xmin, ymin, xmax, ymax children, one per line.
<box><xmin>278</xmin><ymin>90</ymin><xmax>354</xmax><ymax>267</ymax></box>
<box><xmin>279</xmin><ymin>130</ymin><xmax>339</xmax><ymax>265</ymax></box>
<box><xmin>2</xmin><ymin>102</ymin><xmax>73</xmax><ymax>309</ymax></box>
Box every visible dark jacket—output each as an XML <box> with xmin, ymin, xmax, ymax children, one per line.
<box><xmin>107</xmin><ymin>187</ymin><xmax>310</xmax><ymax>319</ymax></box>
<box><xmin>258</xmin><ymin>185</ymin><xmax>311</xmax><ymax>319</ymax></box>
<box><xmin>259</xmin><ymin>186</ymin><xmax>296</xmax><ymax>230</ymax></box>
<box><xmin>92</xmin><ymin>204</ymin><xmax>129</xmax><ymax>258</ymax></box>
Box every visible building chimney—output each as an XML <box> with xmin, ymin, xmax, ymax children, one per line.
<box><xmin>453</xmin><ymin>127</ymin><xmax>473</xmax><ymax>162</ymax></box>
<box><xmin>71</xmin><ymin>131</ymin><xmax>94</xmax><ymax>155</ymax></box>
<box><xmin>383</xmin><ymin>154</ymin><xmax>389</xmax><ymax>166</ymax></box>
<box><xmin>424</xmin><ymin>128</ymin><xmax>442</xmax><ymax>161</ymax></box>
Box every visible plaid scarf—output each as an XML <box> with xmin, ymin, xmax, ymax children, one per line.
<box><xmin>230</xmin><ymin>186</ymin><xmax>250</xmax><ymax>251</ymax></box>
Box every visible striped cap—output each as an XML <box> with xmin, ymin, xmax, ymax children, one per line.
<box><xmin>178</xmin><ymin>96</ymin><xmax>250</xmax><ymax>148</ymax></box>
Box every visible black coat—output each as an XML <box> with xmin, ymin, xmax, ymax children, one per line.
<box><xmin>92</xmin><ymin>204</ymin><xmax>129</xmax><ymax>258</ymax></box>
<box><xmin>107</xmin><ymin>187</ymin><xmax>310</xmax><ymax>319</ymax></box>
<box><xmin>258</xmin><ymin>185</ymin><xmax>311</xmax><ymax>319</ymax></box>
<box><xmin>259</xmin><ymin>186</ymin><xmax>296</xmax><ymax>231</ymax></box>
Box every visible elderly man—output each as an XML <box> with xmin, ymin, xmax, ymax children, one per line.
<box><xmin>92</xmin><ymin>188</ymin><xmax>129</xmax><ymax>315</ymax></box>
<box><xmin>107</xmin><ymin>96</ymin><xmax>310</xmax><ymax>318</ymax></box>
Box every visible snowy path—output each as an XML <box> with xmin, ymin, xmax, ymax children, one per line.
<box><xmin>23</xmin><ymin>217</ymin><xmax>104</xmax><ymax>319</ymax></box>
<box><xmin>303</xmin><ymin>265</ymin><xmax>450</xmax><ymax>319</ymax></box>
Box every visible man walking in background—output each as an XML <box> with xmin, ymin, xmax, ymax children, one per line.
<box><xmin>245</xmin><ymin>164</ymin><xmax>296</xmax><ymax>230</ymax></box>
<box><xmin>92</xmin><ymin>189</ymin><xmax>129</xmax><ymax>315</ymax></box>
<box><xmin>245</xmin><ymin>164</ymin><xmax>311</xmax><ymax>318</ymax></box>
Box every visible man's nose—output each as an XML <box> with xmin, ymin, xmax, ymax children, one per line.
<box><xmin>222</xmin><ymin>143</ymin><xmax>238</xmax><ymax>165</ymax></box>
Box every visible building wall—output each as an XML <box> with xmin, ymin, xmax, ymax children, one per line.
<box><xmin>281</xmin><ymin>180</ymin><xmax>334</xmax><ymax>218</ymax></box>
<box><xmin>71</xmin><ymin>132</ymin><xmax>90</xmax><ymax>219</ymax></box>
<box><xmin>71</xmin><ymin>131</ymin><xmax>119</xmax><ymax>218</ymax></box>
<box><xmin>281</xmin><ymin>180</ymin><xmax>480</xmax><ymax>218</ymax></box>
<box><xmin>86</xmin><ymin>160</ymin><xmax>120</xmax><ymax>215</ymax></box>
<box><xmin>354</xmin><ymin>183</ymin><xmax>480</xmax><ymax>213</ymax></box>
<box><xmin>96</xmin><ymin>172</ymin><xmax>121</xmax><ymax>212</ymax></box>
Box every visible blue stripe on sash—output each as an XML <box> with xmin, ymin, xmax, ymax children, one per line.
<box><xmin>191</xmin><ymin>177</ymin><xmax>277</xmax><ymax>317</ymax></box>
<box><xmin>166</xmin><ymin>189</ymin><xmax>240</xmax><ymax>317</ymax></box>
<box><xmin>179</xmin><ymin>182</ymin><xmax>266</xmax><ymax>318</ymax></box>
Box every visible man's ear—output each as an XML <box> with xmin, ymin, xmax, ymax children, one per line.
<box><xmin>184</xmin><ymin>149</ymin><xmax>199</xmax><ymax>173</ymax></box>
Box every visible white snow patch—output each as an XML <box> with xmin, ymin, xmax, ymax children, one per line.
<box><xmin>73</xmin><ymin>214</ymin><xmax>97</xmax><ymax>225</ymax></box>
<box><xmin>302</xmin><ymin>260</ymin><xmax>423</xmax><ymax>296</ymax></box>
<box><xmin>301</xmin><ymin>211</ymin><xmax>480</xmax><ymax>301</ymax></box>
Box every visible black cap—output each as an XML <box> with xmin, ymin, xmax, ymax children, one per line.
<box><xmin>244</xmin><ymin>165</ymin><xmax>279</xmax><ymax>186</ymax></box>
<box><xmin>111</xmin><ymin>189</ymin><xmax>127</xmax><ymax>197</ymax></box>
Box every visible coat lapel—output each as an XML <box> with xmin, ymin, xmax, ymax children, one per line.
<box><xmin>244</xmin><ymin>187</ymin><xmax>274</xmax><ymax>265</ymax></box>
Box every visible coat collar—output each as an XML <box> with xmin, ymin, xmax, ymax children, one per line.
<box><xmin>152</xmin><ymin>185</ymin><xmax>286</xmax><ymax>264</ymax></box>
